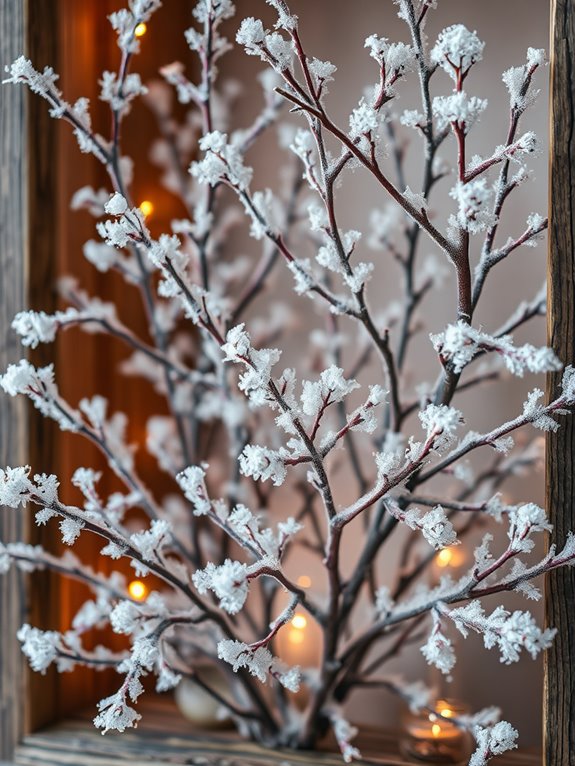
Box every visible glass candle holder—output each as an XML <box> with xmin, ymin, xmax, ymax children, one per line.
<box><xmin>400</xmin><ymin>699</ymin><xmax>473</xmax><ymax>764</ymax></box>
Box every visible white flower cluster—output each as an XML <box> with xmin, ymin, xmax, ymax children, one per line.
<box><xmin>446</xmin><ymin>601</ymin><xmax>557</xmax><ymax>664</ymax></box>
<box><xmin>192</xmin><ymin>0</ymin><xmax>235</xmax><ymax>23</ymax></box>
<box><xmin>190</xmin><ymin>131</ymin><xmax>253</xmax><ymax>190</ymax></box>
<box><xmin>0</xmin><ymin>360</ymin><xmax>78</xmax><ymax>432</ymax></box>
<box><xmin>315</xmin><ymin>230</ymin><xmax>373</xmax><ymax>295</ymax></box>
<box><xmin>469</xmin><ymin>721</ymin><xmax>519</xmax><ymax>766</ymax></box>
<box><xmin>420</xmin><ymin>610</ymin><xmax>456</xmax><ymax>674</ymax></box>
<box><xmin>430</xmin><ymin>320</ymin><xmax>562</xmax><ymax>376</ymax></box>
<box><xmin>239</xmin><ymin>444</ymin><xmax>288</xmax><ymax>486</ymax></box>
<box><xmin>432</xmin><ymin>92</ymin><xmax>487</xmax><ymax>133</ymax></box>
<box><xmin>99</xmin><ymin>71</ymin><xmax>147</xmax><ymax>113</ymax></box>
<box><xmin>364</xmin><ymin>34</ymin><xmax>415</xmax><ymax>97</ymax></box>
<box><xmin>108</xmin><ymin>0</ymin><xmax>162</xmax><ymax>54</ymax></box>
<box><xmin>502</xmin><ymin>48</ymin><xmax>545</xmax><ymax>112</ymax></box>
<box><xmin>130</xmin><ymin>519</ymin><xmax>172</xmax><ymax>562</ymax></box>
<box><xmin>97</xmin><ymin>194</ymin><xmax>148</xmax><ymax>249</ymax></box>
<box><xmin>506</xmin><ymin>502</ymin><xmax>551</xmax><ymax>552</ymax></box>
<box><xmin>431</xmin><ymin>24</ymin><xmax>484</xmax><ymax>79</ymax></box>
<box><xmin>222</xmin><ymin>323</ymin><xmax>281</xmax><ymax>408</ymax></box>
<box><xmin>403</xmin><ymin>505</ymin><xmax>458</xmax><ymax>549</ymax></box>
<box><xmin>329</xmin><ymin>713</ymin><xmax>361</xmax><ymax>764</ymax></box>
<box><xmin>236</xmin><ymin>17</ymin><xmax>293</xmax><ymax>71</ymax></box>
<box><xmin>419</xmin><ymin>403</ymin><xmax>462</xmax><ymax>449</ymax></box>
<box><xmin>193</xmin><ymin>559</ymin><xmax>249</xmax><ymax>613</ymax></box>
<box><xmin>449</xmin><ymin>180</ymin><xmax>494</xmax><ymax>234</ymax></box>
<box><xmin>217</xmin><ymin>639</ymin><xmax>301</xmax><ymax>691</ymax></box>
<box><xmin>349</xmin><ymin>99</ymin><xmax>379</xmax><ymax>141</ymax></box>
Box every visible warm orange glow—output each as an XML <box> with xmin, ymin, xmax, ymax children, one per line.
<box><xmin>431</xmin><ymin>723</ymin><xmax>441</xmax><ymax>738</ymax></box>
<box><xmin>288</xmin><ymin>629</ymin><xmax>305</xmax><ymax>645</ymax></box>
<box><xmin>440</xmin><ymin>707</ymin><xmax>454</xmax><ymax>718</ymax></box>
<box><xmin>128</xmin><ymin>580</ymin><xmax>148</xmax><ymax>601</ymax></box>
<box><xmin>134</xmin><ymin>22</ymin><xmax>147</xmax><ymax>38</ymax></box>
<box><xmin>139</xmin><ymin>199</ymin><xmax>154</xmax><ymax>217</ymax></box>
<box><xmin>297</xmin><ymin>575</ymin><xmax>312</xmax><ymax>588</ymax></box>
<box><xmin>291</xmin><ymin>614</ymin><xmax>307</xmax><ymax>630</ymax></box>
<box><xmin>436</xmin><ymin>548</ymin><xmax>454</xmax><ymax>567</ymax></box>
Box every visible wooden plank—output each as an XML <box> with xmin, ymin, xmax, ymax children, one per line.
<box><xmin>24</xmin><ymin>0</ymin><xmax>64</xmax><ymax>735</ymax></box>
<box><xmin>13</xmin><ymin>699</ymin><xmax>539</xmax><ymax>766</ymax></box>
<box><xmin>545</xmin><ymin>1</ymin><xmax>575</xmax><ymax>765</ymax></box>
<box><xmin>0</xmin><ymin>0</ymin><xmax>29</xmax><ymax>759</ymax></box>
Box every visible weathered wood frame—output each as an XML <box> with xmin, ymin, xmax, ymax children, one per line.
<box><xmin>0</xmin><ymin>0</ymin><xmax>573</xmax><ymax>763</ymax></box>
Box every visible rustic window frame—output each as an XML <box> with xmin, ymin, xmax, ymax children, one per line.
<box><xmin>0</xmin><ymin>0</ymin><xmax>572</xmax><ymax>763</ymax></box>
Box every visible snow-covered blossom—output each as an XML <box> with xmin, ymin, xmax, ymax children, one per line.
<box><xmin>403</xmin><ymin>505</ymin><xmax>458</xmax><ymax>549</ymax></box>
<box><xmin>3</xmin><ymin>56</ymin><xmax>60</xmax><ymax>98</ymax></box>
<box><xmin>100</xmin><ymin>71</ymin><xmax>146</xmax><ymax>113</ymax></box>
<box><xmin>59</xmin><ymin>517</ymin><xmax>85</xmax><ymax>545</ymax></box>
<box><xmin>0</xmin><ymin>361</ymin><xmax>78</xmax><ymax>432</ymax></box>
<box><xmin>419</xmin><ymin>404</ymin><xmax>462</xmax><ymax>447</ymax></box>
<box><xmin>193</xmin><ymin>0</ymin><xmax>235</xmax><ymax>23</ymax></box>
<box><xmin>190</xmin><ymin>131</ymin><xmax>253</xmax><ymax>190</ymax></box>
<box><xmin>432</xmin><ymin>25</ymin><xmax>484</xmax><ymax>80</ymax></box>
<box><xmin>93</xmin><ymin>690</ymin><xmax>141</xmax><ymax>734</ymax></box>
<box><xmin>301</xmin><ymin>366</ymin><xmax>359</xmax><ymax>421</ymax></box>
<box><xmin>266</xmin><ymin>0</ymin><xmax>298</xmax><ymax>31</ymax></box>
<box><xmin>130</xmin><ymin>519</ymin><xmax>172</xmax><ymax>561</ymax></box>
<box><xmin>432</xmin><ymin>92</ymin><xmax>487</xmax><ymax>133</ymax></box>
<box><xmin>349</xmin><ymin>99</ymin><xmax>379</xmax><ymax>140</ymax></box>
<box><xmin>17</xmin><ymin>624</ymin><xmax>61</xmax><ymax>674</ymax></box>
<box><xmin>176</xmin><ymin>465</ymin><xmax>211</xmax><ymax>515</ymax></box>
<box><xmin>447</xmin><ymin>601</ymin><xmax>556</xmax><ymax>664</ymax></box>
<box><xmin>308</xmin><ymin>58</ymin><xmax>337</xmax><ymax>88</ymax></box>
<box><xmin>507</xmin><ymin>503</ymin><xmax>551</xmax><ymax>552</ymax></box>
<box><xmin>421</xmin><ymin>610</ymin><xmax>456</xmax><ymax>674</ymax></box>
<box><xmin>430</xmin><ymin>320</ymin><xmax>562</xmax><ymax>375</ymax></box>
<box><xmin>0</xmin><ymin>466</ymin><xmax>34</xmax><ymax>508</ymax></box>
<box><xmin>236</xmin><ymin>17</ymin><xmax>266</xmax><ymax>52</ymax></box>
<box><xmin>239</xmin><ymin>444</ymin><xmax>287</xmax><ymax>486</ymax></box>
<box><xmin>469</xmin><ymin>721</ymin><xmax>518</xmax><ymax>766</ymax></box>
<box><xmin>449</xmin><ymin>179</ymin><xmax>494</xmax><ymax>234</ymax></box>
<box><xmin>330</xmin><ymin>713</ymin><xmax>362</xmax><ymax>764</ymax></box>
<box><xmin>217</xmin><ymin>639</ymin><xmax>300</xmax><ymax>691</ymax></box>
<box><xmin>193</xmin><ymin>559</ymin><xmax>249</xmax><ymax>613</ymax></box>
<box><xmin>109</xmin><ymin>0</ymin><xmax>162</xmax><ymax>54</ymax></box>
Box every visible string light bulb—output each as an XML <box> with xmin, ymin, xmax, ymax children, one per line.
<box><xmin>139</xmin><ymin>199</ymin><xmax>154</xmax><ymax>217</ymax></box>
<box><xmin>291</xmin><ymin>614</ymin><xmax>307</xmax><ymax>630</ymax></box>
<box><xmin>128</xmin><ymin>579</ymin><xmax>148</xmax><ymax>601</ymax></box>
<box><xmin>436</xmin><ymin>548</ymin><xmax>454</xmax><ymax>568</ymax></box>
<box><xmin>134</xmin><ymin>22</ymin><xmax>147</xmax><ymax>38</ymax></box>
<box><xmin>296</xmin><ymin>575</ymin><xmax>312</xmax><ymax>588</ymax></box>
<box><xmin>431</xmin><ymin>723</ymin><xmax>442</xmax><ymax>738</ymax></box>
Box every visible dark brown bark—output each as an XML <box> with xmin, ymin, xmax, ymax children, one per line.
<box><xmin>545</xmin><ymin>1</ymin><xmax>575</xmax><ymax>764</ymax></box>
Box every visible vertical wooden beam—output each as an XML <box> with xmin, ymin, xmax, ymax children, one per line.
<box><xmin>545</xmin><ymin>1</ymin><xmax>575</xmax><ymax>764</ymax></box>
<box><xmin>0</xmin><ymin>0</ymin><xmax>28</xmax><ymax>759</ymax></box>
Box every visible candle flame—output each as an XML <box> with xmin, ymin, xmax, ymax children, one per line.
<box><xmin>431</xmin><ymin>723</ymin><xmax>441</xmax><ymax>738</ymax></box>
<box><xmin>128</xmin><ymin>580</ymin><xmax>148</xmax><ymax>601</ymax></box>
<box><xmin>139</xmin><ymin>199</ymin><xmax>154</xmax><ymax>217</ymax></box>
<box><xmin>134</xmin><ymin>22</ymin><xmax>147</xmax><ymax>38</ymax></box>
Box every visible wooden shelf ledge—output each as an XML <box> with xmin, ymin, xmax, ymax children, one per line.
<box><xmin>13</xmin><ymin>698</ymin><xmax>540</xmax><ymax>766</ymax></box>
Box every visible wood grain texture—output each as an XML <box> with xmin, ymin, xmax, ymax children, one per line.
<box><xmin>0</xmin><ymin>0</ymin><xmax>29</xmax><ymax>759</ymax></box>
<box><xmin>545</xmin><ymin>1</ymin><xmax>575</xmax><ymax>764</ymax></box>
<box><xmin>25</xmin><ymin>0</ymin><xmax>63</xmax><ymax>735</ymax></box>
<box><xmin>13</xmin><ymin>698</ymin><xmax>539</xmax><ymax>766</ymax></box>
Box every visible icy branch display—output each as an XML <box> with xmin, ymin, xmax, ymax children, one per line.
<box><xmin>0</xmin><ymin>1</ymin><xmax>570</xmax><ymax>764</ymax></box>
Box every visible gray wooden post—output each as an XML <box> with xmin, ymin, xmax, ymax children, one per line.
<box><xmin>0</xmin><ymin>0</ymin><xmax>28</xmax><ymax>758</ymax></box>
<box><xmin>545</xmin><ymin>1</ymin><xmax>575</xmax><ymax>763</ymax></box>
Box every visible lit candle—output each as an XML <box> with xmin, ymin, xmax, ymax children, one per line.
<box><xmin>400</xmin><ymin>699</ymin><xmax>472</xmax><ymax>764</ymax></box>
